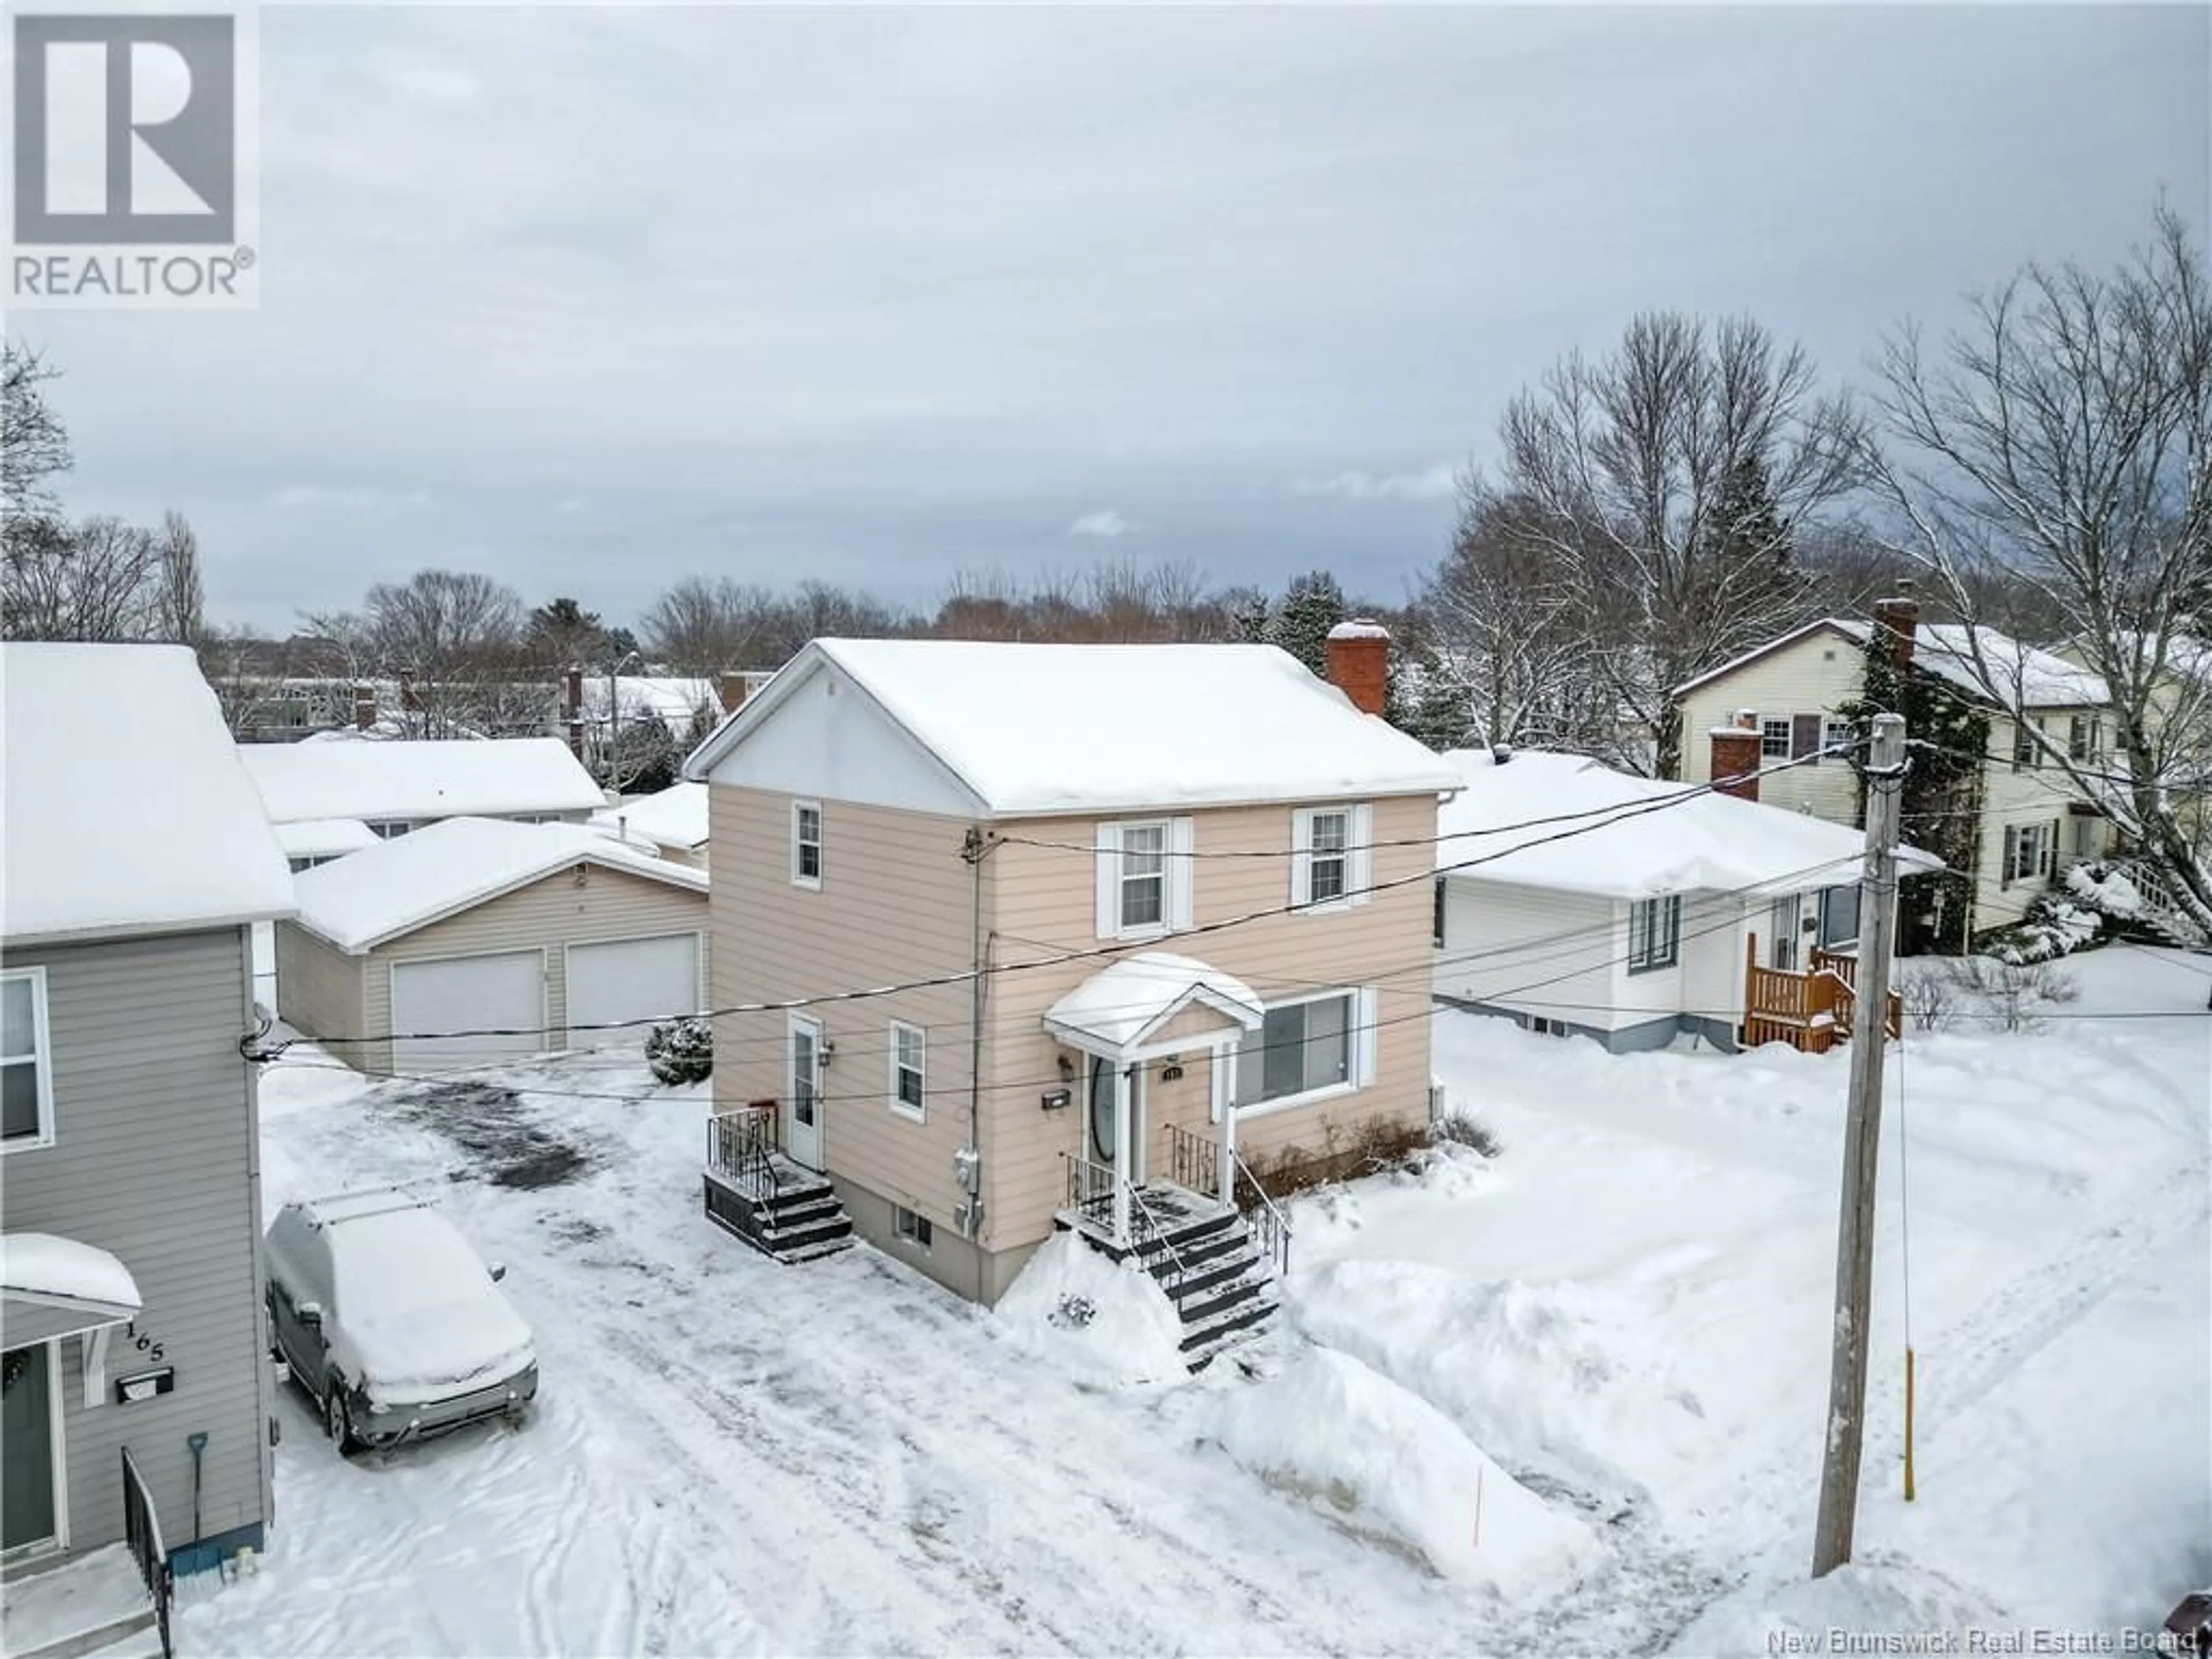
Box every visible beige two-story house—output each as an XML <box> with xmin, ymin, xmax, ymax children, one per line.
<box><xmin>680</xmin><ymin>631</ymin><xmax>1457</xmax><ymax>1361</ymax></box>
<box><xmin>1673</xmin><ymin>597</ymin><xmax>2112</xmax><ymax>942</ymax></box>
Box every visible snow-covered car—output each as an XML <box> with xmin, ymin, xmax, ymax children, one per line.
<box><xmin>264</xmin><ymin>1188</ymin><xmax>538</xmax><ymax>1452</ymax></box>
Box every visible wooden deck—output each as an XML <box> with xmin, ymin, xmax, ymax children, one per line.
<box><xmin>1743</xmin><ymin>939</ymin><xmax>1902</xmax><ymax>1054</ymax></box>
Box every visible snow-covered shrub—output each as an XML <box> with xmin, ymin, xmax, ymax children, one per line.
<box><xmin>1984</xmin><ymin>895</ymin><xmax>2101</xmax><ymax>965</ymax></box>
<box><xmin>2064</xmin><ymin>859</ymin><xmax>2145</xmax><ymax>921</ymax></box>
<box><xmin>644</xmin><ymin>1016</ymin><xmax>713</xmax><ymax>1086</ymax></box>
<box><xmin>1938</xmin><ymin>957</ymin><xmax>2078</xmax><ymax>1033</ymax></box>
<box><xmin>1895</xmin><ymin>964</ymin><xmax>1960</xmax><ymax>1034</ymax></box>
<box><xmin>1431</xmin><ymin>1113</ymin><xmax>1502</xmax><ymax>1159</ymax></box>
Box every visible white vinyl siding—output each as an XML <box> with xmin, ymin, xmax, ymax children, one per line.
<box><xmin>1291</xmin><ymin>803</ymin><xmax>1373</xmax><ymax>910</ymax></box>
<box><xmin>1627</xmin><ymin>895</ymin><xmax>1682</xmax><ymax>973</ymax></box>
<box><xmin>1093</xmin><ymin>817</ymin><xmax>1194</xmax><ymax>940</ymax></box>
<box><xmin>1</xmin><ymin>967</ymin><xmax>56</xmax><ymax>1151</ymax></box>
<box><xmin>1229</xmin><ymin>986</ymin><xmax>1377</xmax><ymax>1115</ymax></box>
<box><xmin>889</xmin><ymin>1021</ymin><xmax>926</xmax><ymax>1122</ymax></box>
<box><xmin>791</xmin><ymin>800</ymin><xmax>823</xmax><ymax>889</ymax></box>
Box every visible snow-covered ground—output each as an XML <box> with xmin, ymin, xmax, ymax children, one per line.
<box><xmin>184</xmin><ymin>946</ymin><xmax>2209</xmax><ymax>1656</ymax></box>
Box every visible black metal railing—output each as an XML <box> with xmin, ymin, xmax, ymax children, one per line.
<box><xmin>1060</xmin><ymin>1153</ymin><xmax>1202</xmax><ymax>1312</ymax></box>
<box><xmin>1164</xmin><ymin>1122</ymin><xmax>1221</xmax><ymax>1201</ymax></box>
<box><xmin>1229</xmin><ymin>1147</ymin><xmax>1293</xmax><ymax>1282</ymax></box>
<box><xmin>707</xmin><ymin>1104</ymin><xmax>782</xmax><ymax>1201</ymax></box>
<box><xmin>120</xmin><ymin>1448</ymin><xmax>174</xmax><ymax>1659</ymax></box>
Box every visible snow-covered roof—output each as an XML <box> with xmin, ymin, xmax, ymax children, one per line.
<box><xmin>2</xmin><ymin>643</ymin><xmax>297</xmax><ymax>946</ymax></box>
<box><xmin>0</xmin><ymin>1232</ymin><xmax>142</xmax><ymax>1313</ymax></box>
<box><xmin>238</xmin><ymin>737</ymin><xmax>605</xmax><ymax>825</ymax></box>
<box><xmin>1832</xmin><ymin>620</ymin><xmax>2108</xmax><ymax>710</ymax></box>
<box><xmin>684</xmin><ymin>639</ymin><xmax>1464</xmax><ymax>816</ymax></box>
<box><xmin>1435</xmin><ymin>749</ymin><xmax>1941</xmax><ymax>900</ymax></box>
<box><xmin>582</xmin><ymin>677</ymin><xmax>722</xmax><ymax>737</ymax></box>
<box><xmin>1672</xmin><ymin>617</ymin><xmax>2108</xmax><ymax>711</ymax></box>
<box><xmin>289</xmin><ymin>817</ymin><xmax>706</xmax><ymax>953</ymax></box>
<box><xmin>275</xmin><ymin>818</ymin><xmax>380</xmax><ymax>860</ymax></box>
<box><xmin>1044</xmin><ymin>952</ymin><xmax>1264</xmax><ymax>1056</ymax></box>
<box><xmin>590</xmin><ymin>782</ymin><xmax>709</xmax><ymax>851</ymax></box>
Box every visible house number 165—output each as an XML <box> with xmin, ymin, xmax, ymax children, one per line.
<box><xmin>124</xmin><ymin>1321</ymin><xmax>166</xmax><ymax>1363</ymax></box>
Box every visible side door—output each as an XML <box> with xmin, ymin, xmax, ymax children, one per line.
<box><xmin>785</xmin><ymin>1016</ymin><xmax>824</xmax><ymax>1169</ymax></box>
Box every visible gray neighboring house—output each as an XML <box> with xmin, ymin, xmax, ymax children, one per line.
<box><xmin>3</xmin><ymin>644</ymin><xmax>297</xmax><ymax>1652</ymax></box>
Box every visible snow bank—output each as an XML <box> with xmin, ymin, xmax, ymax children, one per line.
<box><xmin>1208</xmin><ymin>1347</ymin><xmax>1594</xmax><ymax>1589</ymax></box>
<box><xmin>994</xmin><ymin>1233</ymin><xmax>1187</xmax><ymax>1386</ymax></box>
<box><xmin>1669</xmin><ymin>1559</ymin><xmax>2007</xmax><ymax>1657</ymax></box>
<box><xmin>1289</xmin><ymin>1259</ymin><xmax>1697</xmax><ymax>1508</ymax></box>
<box><xmin>0</xmin><ymin>1232</ymin><xmax>142</xmax><ymax>1310</ymax></box>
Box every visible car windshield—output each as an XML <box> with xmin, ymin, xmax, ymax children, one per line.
<box><xmin>329</xmin><ymin>1209</ymin><xmax>493</xmax><ymax>1321</ymax></box>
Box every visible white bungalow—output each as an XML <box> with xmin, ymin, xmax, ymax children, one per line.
<box><xmin>1432</xmin><ymin>748</ymin><xmax>1940</xmax><ymax>1054</ymax></box>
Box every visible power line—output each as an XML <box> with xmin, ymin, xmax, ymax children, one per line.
<box><xmin>253</xmin><ymin>740</ymin><xmax>1860</xmax><ymax>1058</ymax></box>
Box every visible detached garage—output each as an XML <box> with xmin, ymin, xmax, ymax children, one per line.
<box><xmin>275</xmin><ymin>817</ymin><xmax>710</xmax><ymax>1076</ymax></box>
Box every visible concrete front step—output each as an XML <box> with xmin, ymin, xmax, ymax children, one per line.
<box><xmin>1</xmin><ymin>1546</ymin><xmax>159</xmax><ymax>1659</ymax></box>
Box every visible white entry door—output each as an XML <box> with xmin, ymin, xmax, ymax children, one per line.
<box><xmin>786</xmin><ymin>1016</ymin><xmax>824</xmax><ymax>1169</ymax></box>
<box><xmin>566</xmin><ymin>934</ymin><xmax>701</xmax><ymax>1049</ymax></box>
<box><xmin>390</xmin><ymin>951</ymin><xmax>544</xmax><ymax>1074</ymax></box>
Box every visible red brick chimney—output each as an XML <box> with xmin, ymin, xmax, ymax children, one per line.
<box><xmin>351</xmin><ymin>684</ymin><xmax>376</xmax><ymax>732</ymax></box>
<box><xmin>1872</xmin><ymin>581</ymin><xmax>1920</xmax><ymax>676</ymax></box>
<box><xmin>1709</xmin><ymin>709</ymin><xmax>1763</xmax><ymax>802</ymax></box>
<box><xmin>717</xmin><ymin>672</ymin><xmax>751</xmax><ymax>717</ymax></box>
<box><xmin>1325</xmin><ymin>620</ymin><xmax>1390</xmax><ymax>717</ymax></box>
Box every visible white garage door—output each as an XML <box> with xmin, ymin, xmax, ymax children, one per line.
<box><xmin>566</xmin><ymin>934</ymin><xmax>702</xmax><ymax>1050</ymax></box>
<box><xmin>390</xmin><ymin>951</ymin><xmax>546</xmax><ymax>1075</ymax></box>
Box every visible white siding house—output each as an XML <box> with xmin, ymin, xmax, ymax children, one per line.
<box><xmin>1674</xmin><ymin>605</ymin><xmax>2111</xmax><ymax>939</ymax></box>
<box><xmin>1433</xmin><ymin>749</ymin><xmax>1939</xmax><ymax>1052</ymax></box>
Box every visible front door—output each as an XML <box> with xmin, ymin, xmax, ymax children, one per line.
<box><xmin>1768</xmin><ymin>895</ymin><xmax>1804</xmax><ymax>969</ymax></box>
<box><xmin>786</xmin><ymin>1017</ymin><xmax>824</xmax><ymax>1169</ymax></box>
<box><xmin>2</xmin><ymin>1344</ymin><xmax>57</xmax><ymax>1554</ymax></box>
<box><xmin>1086</xmin><ymin>1055</ymin><xmax>1144</xmax><ymax>1184</ymax></box>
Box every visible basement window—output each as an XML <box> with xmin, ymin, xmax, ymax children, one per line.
<box><xmin>893</xmin><ymin>1206</ymin><xmax>933</xmax><ymax>1251</ymax></box>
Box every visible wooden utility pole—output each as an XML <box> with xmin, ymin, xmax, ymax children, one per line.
<box><xmin>1812</xmin><ymin>710</ymin><xmax>1907</xmax><ymax>1578</ymax></box>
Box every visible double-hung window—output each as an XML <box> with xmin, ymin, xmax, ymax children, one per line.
<box><xmin>2002</xmin><ymin>820</ymin><xmax>2061</xmax><ymax>887</ymax></box>
<box><xmin>1627</xmin><ymin>895</ymin><xmax>1681</xmax><ymax>973</ymax></box>
<box><xmin>2012</xmin><ymin>719</ymin><xmax>2041</xmax><ymax>771</ymax></box>
<box><xmin>889</xmin><ymin>1021</ymin><xmax>925</xmax><ymax>1121</ymax></box>
<box><xmin>1293</xmin><ymin>804</ymin><xmax>1372</xmax><ymax>910</ymax></box>
<box><xmin>1230</xmin><ymin>988</ymin><xmax>1375</xmax><ymax>1111</ymax></box>
<box><xmin>1096</xmin><ymin>818</ymin><xmax>1191</xmax><ymax>938</ymax></box>
<box><xmin>791</xmin><ymin>800</ymin><xmax>823</xmax><ymax>889</ymax></box>
<box><xmin>1759</xmin><ymin>718</ymin><xmax>1792</xmax><ymax>760</ymax></box>
<box><xmin>2</xmin><ymin>968</ymin><xmax>55</xmax><ymax>1152</ymax></box>
<box><xmin>1120</xmin><ymin>822</ymin><xmax>1167</xmax><ymax>929</ymax></box>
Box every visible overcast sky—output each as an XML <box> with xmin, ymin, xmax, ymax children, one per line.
<box><xmin>16</xmin><ymin>3</ymin><xmax>2209</xmax><ymax>635</ymax></box>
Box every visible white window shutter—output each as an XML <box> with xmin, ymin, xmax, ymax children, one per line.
<box><xmin>1289</xmin><ymin>808</ymin><xmax>1314</xmax><ymax>908</ymax></box>
<box><xmin>1094</xmin><ymin>823</ymin><xmax>1122</xmax><ymax>939</ymax></box>
<box><xmin>1168</xmin><ymin>817</ymin><xmax>1195</xmax><ymax>929</ymax></box>
<box><xmin>1354</xmin><ymin>987</ymin><xmax>1380</xmax><ymax>1086</ymax></box>
<box><xmin>1348</xmin><ymin>803</ymin><xmax>1374</xmax><ymax>905</ymax></box>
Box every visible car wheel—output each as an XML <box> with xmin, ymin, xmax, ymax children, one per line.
<box><xmin>324</xmin><ymin>1385</ymin><xmax>358</xmax><ymax>1454</ymax></box>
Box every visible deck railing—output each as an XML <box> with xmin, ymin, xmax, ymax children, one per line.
<box><xmin>707</xmin><ymin>1103</ymin><xmax>782</xmax><ymax>1202</ymax></box>
<box><xmin>120</xmin><ymin>1448</ymin><xmax>174</xmax><ymax>1659</ymax></box>
<box><xmin>1745</xmin><ymin>935</ymin><xmax>1903</xmax><ymax>1048</ymax></box>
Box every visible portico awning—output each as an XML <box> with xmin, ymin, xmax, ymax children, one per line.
<box><xmin>1</xmin><ymin>1232</ymin><xmax>142</xmax><ymax>1345</ymax></box>
<box><xmin>1043</xmin><ymin>952</ymin><xmax>1264</xmax><ymax>1060</ymax></box>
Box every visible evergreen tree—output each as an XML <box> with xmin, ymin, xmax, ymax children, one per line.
<box><xmin>1268</xmin><ymin>570</ymin><xmax>1347</xmax><ymax>677</ymax></box>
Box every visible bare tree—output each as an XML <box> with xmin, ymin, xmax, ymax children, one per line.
<box><xmin>1424</xmin><ymin>489</ymin><xmax>1628</xmax><ymax>757</ymax></box>
<box><xmin>1485</xmin><ymin>312</ymin><xmax>1872</xmax><ymax>774</ymax></box>
<box><xmin>153</xmin><ymin>511</ymin><xmax>204</xmax><ymax>645</ymax></box>
<box><xmin>641</xmin><ymin>576</ymin><xmax>779</xmax><ymax>675</ymax></box>
<box><xmin>2</xmin><ymin>344</ymin><xmax>71</xmax><ymax>540</ymax></box>
<box><xmin>1872</xmin><ymin>206</ymin><xmax>2212</xmax><ymax>937</ymax></box>
<box><xmin>2</xmin><ymin>515</ymin><xmax>163</xmax><ymax>640</ymax></box>
<box><xmin>308</xmin><ymin>568</ymin><xmax>537</xmax><ymax>737</ymax></box>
